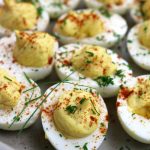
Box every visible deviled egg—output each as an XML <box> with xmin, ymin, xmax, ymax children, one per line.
<box><xmin>55</xmin><ymin>44</ymin><xmax>132</xmax><ymax>98</ymax></box>
<box><xmin>127</xmin><ymin>20</ymin><xmax>150</xmax><ymax>70</ymax></box>
<box><xmin>53</xmin><ymin>9</ymin><xmax>127</xmax><ymax>48</ymax></box>
<box><xmin>117</xmin><ymin>75</ymin><xmax>150</xmax><ymax>144</ymax></box>
<box><xmin>39</xmin><ymin>0</ymin><xmax>80</xmax><ymax>19</ymax></box>
<box><xmin>130</xmin><ymin>0</ymin><xmax>150</xmax><ymax>23</ymax></box>
<box><xmin>0</xmin><ymin>31</ymin><xmax>58</xmax><ymax>81</ymax></box>
<box><xmin>0</xmin><ymin>67</ymin><xmax>42</xmax><ymax>130</ymax></box>
<box><xmin>0</xmin><ymin>0</ymin><xmax>49</xmax><ymax>36</ymax></box>
<box><xmin>84</xmin><ymin>0</ymin><xmax>133</xmax><ymax>15</ymax></box>
<box><xmin>41</xmin><ymin>81</ymin><xmax>108</xmax><ymax>150</ymax></box>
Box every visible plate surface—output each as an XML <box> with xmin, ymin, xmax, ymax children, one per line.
<box><xmin>0</xmin><ymin>1</ymin><xmax>150</xmax><ymax>150</ymax></box>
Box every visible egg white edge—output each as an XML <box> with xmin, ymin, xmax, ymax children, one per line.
<box><xmin>0</xmin><ymin>69</ymin><xmax>42</xmax><ymax>131</ymax></box>
<box><xmin>41</xmin><ymin>81</ymin><xmax>108</xmax><ymax>150</ymax></box>
<box><xmin>117</xmin><ymin>75</ymin><xmax>150</xmax><ymax>144</ymax></box>
<box><xmin>53</xmin><ymin>9</ymin><xmax>128</xmax><ymax>48</ymax></box>
<box><xmin>130</xmin><ymin>2</ymin><xmax>143</xmax><ymax>24</ymax></box>
<box><xmin>127</xmin><ymin>24</ymin><xmax>150</xmax><ymax>71</ymax></box>
<box><xmin>55</xmin><ymin>43</ymin><xmax>132</xmax><ymax>98</ymax></box>
<box><xmin>0</xmin><ymin>33</ymin><xmax>59</xmax><ymax>81</ymax></box>
<box><xmin>39</xmin><ymin>0</ymin><xmax>80</xmax><ymax>18</ymax></box>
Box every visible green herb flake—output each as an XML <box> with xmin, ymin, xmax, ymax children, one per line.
<box><xmin>37</xmin><ymin>7</ymin><xmax>43</xmax><ymax>16</ymax></box>
<box><xmin>23</xmin><ymin>72</ymin><xmax>32</xmax><ymax>84</ymax></box>
<box><xmin>66</xmin><ymin>105</ymin><xmax>77</xmax><ymax>114</ymax></box>
<box><xmin>85</xmin><ymin>51</ymin><xmax>94</xmax><ymax>57</ymax></box>
<box><xmin>127</xmin><ymin>40</ymin><xmax>133</xmax><ymax>43</ymax></box>
<box><xmin>83</xmin><ymin>143</ymin><xmax>88</xmax><ymax>150</ymax></box>
<box><xmin>95</xmin><ymin>76</ymin><xmax>114</xmax><ymax>87</ymax></box>
<box><xmin>4</xmin><ymin>76</ymin><xmax>12</xmax><ymax>81</ymax></box>
<box><xmin>99</xmin><ymin>7</ymin><xmax>111</xmax><ymax>18</ymax></box>
<box><xmin>80</xmin><ymin>98</ymin><xmax>86</xmax><ymax>104</ymax></box>
<box><xmin>115</xmin><ymin>70</ymin><xmax>125</xmax><ymax>79</ymax></box>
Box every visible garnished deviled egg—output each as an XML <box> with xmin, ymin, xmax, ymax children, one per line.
<box><xmin>117</xmin><ymin>75</ymin><xmax>150</xmax><ymax>144</ymax></box>
<box><xmin>0</xmin><ymin>67</ymin><xmax>41</xmax><ymax>131</ymax></box>
<box><xmin>127</xmin><ymin>20</ymin><xmax>150</xmax><ymax>70</ymax></box>
<box><xmin>55</xmin><ymin>44</ymin><xmax>132</xmax><ymax>98</ymax></box>
<box><xmin>53</xmin><ymin>9</ymin><xmax>127</xmax><ymax>48</ymax></box>
<box><xmin>130</xmin><ymin>0</ymin><xmax>150</xmax><ymax>23</ymax></box>
<box><xmin>0</xmin><ymin>0</ymin><xmax>49</xmax><ymax>37</ymax></box>
<box><xmin>39</xmin><ymin>0</ymin><xmax>80</xmax><ymax>19</ymax></box>
<box><xmin>41</xmin><ymin>81</ymin><xmax>108</xmax><ymax>150</ymax></box>
<box><xmin>0</xmin><ymin>31</ymin><xmax>58</xmax><ymax>81</ymax></box>
<box><xmin>84</xmin><ymin>0</ymin><xmax>133</xmax><ymax>15</ymax></box>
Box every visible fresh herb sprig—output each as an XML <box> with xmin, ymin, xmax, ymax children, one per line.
<box><xmin>18</xmin><ymin>71</ymin><xmax>75</xmax><ymax>134</ymax></box>
<box><xmin>95</xmin><ymin>76</ymin><xmax>114</xmax><ymax>87</ymax></box>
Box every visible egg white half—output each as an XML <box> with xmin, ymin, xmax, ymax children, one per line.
<box><xmin>39</xmin><ymin>0</ymin><xmax>80</xmax><ymax>18</ymax></box>
<box><xmin>127</xmin><ymin>24</ymin><xmax>150</xmax><ymax>71</ymax></box>
<box><xmin>53</xmin><ymin>9</ymin><xmax>127</xmax><ymax>48</ymax></box>
<box><xmin>84</xmin><ymin>0</ymin><xmax>133</xmax><ymax>15</ymax></box>
<box><xmin>55</xmin><ymin>44</ymin><xmax>132</xmax><ymax>98</ymax></box>
<box><xmin>130</xmin><ymin>1</ymin><xmax>143</xmax><ymax>23</ymax></box>
<box><xmin>0</xmin><ymin>8</ymin><xmax>50</xmax><ymax>37</ymax></box>
<box><xmin>117</xmin><ymin>75</ymin><xmax>150</xmax><ymax>144</ymax></box>
<box><xmin>41</xmin><ymin>81</ymin><xmax>108</xmax><ymax>150</ymax></box>
<box><xmin>0</xmin><ymin>33</ymin><xmax>59</xmax><ymax>81</ymax></box>
<box><xmin>0</xmin><ymin>68</ymin><xmax>42</xmax><ymax>131</ymax></box>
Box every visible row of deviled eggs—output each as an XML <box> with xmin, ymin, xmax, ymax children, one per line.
<box><xmin>0</xmin><ymin>0</ymin><xmax>150</xmax><ymax>150</ymax></box>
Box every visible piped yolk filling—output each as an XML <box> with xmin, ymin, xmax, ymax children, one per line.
<box><xmin>0</xmin><ymin>68</ymin><xmax>22</xmax><ymax>109</ymax></box>
<box><xmin>13</xmin><ymin>31</ymin><xmax>55</xmax><ymax>67</ymax></box>
<box><xmin>0</xmin><ymin>0</ymin><xmax>37</xmax><ymax>31</ymax></box>
<box><xmin>71</xmin><ymin>45</ymin><xmax>117</xmax><ymax>79</ymax></box>
<box><xmin>127</xmin><ymin>78</ymin><xmax>150</xmax><ymax>119</ymax></box>
<box><xmin>57</xmin><ymin>11</ymin><xmax>105</xmax><ymax>38</ymax></box>
<box><xmin>53</xmin><ymin>90</ymin><xmax>100</xmax><ymax>138</ymax></box>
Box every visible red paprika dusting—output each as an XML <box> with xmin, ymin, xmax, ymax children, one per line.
<box><xmin>48</xmin><ymin>57</ymin><xmax>53</xmax><ymax>65</ymax></box>
<box><xmin>119</xmin><ymin>87</ymin><xmax>134</xmax><ymax>99</ymax></box>
<box><xmin>116</xmin><ymin>102</ymin><xmax>121</xmax><ymax>107</ymax></box>
<box><xmin>63</xmin><ymin>60</ymin><xmax>72</xmax><ymax>66</ymax></box>
<box><xmin>105</xmin><ymin>115</ymin><xmax>109</xmax><ymax>122</ymax></box>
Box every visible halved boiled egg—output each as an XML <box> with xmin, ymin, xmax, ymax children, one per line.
<box><xmin>41</xmin><ymin>81</ymin><xmax>108</xmax><ymax>150</ymax></box>
<box><xmin>0</xmin><ymin>67</ymin><xmax>42</xmax><ymax>131</ymax></box>
<box><xmin>130</xmin><ymin>0</ymin><xmax>150</xmax><ymax>23</ymax></box>
<box><xmin>0</xmin><ymin>0</ymin><xmax>49</xmax><ymax>37</ymax></box>
<box><xmin>84</xmin><ymin>0</ymin><xmax>133</xmax><ymax>15</ymax></box>
<box><xmin>0</xmin><ymin>31</ymin><xmax>59</xmax><ymax>81</ymax></box>
<box><xmin>117</xmin><ymin>75</ymin><xmax>150</xmax><ymax>144</ymax></box>
<box><xmin>39</xmin><ymin>0</ymin><xmax>80</xmax><ymax>19</ymax></box>
<box><xmin>127</xmin><ymin>20</ymin><xmax>150</xmax><ymax>70</ymax></box>
<box><xmin>55</xmin><ymin>44</ymin><xmax>132</xmax><ymax>98</ymax></box>
<box><xmin>53</xmin><ymin>9</ymin><xmax>127</xmax><ymax>48</ymax></box>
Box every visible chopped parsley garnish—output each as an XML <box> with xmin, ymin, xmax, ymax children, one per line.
<box><xmin>23</xmin><ymin>72</ymin><xmax>32</xmax><ymax>84</ymax></box>
<box><xmin>91</xmin><ymin>109</ymin><xmax>96</xmax><ymax>114</ymax></box>
<box><xmin>115</xmin><ymin>70</ymin><xmax>125</xmax><ymax>79</ymax></box>
<box><xmin>83</xmin><ymin>143</ymin><xmax>88</xmax><ymax>150</ymax></box>
<box><xmin>66</xmin><ymin>105</ymin><xmax>77</xmax><ymax>114</ymax></box>
<box><xmin>37</xmin><ymin>7</ymin><xmax>43</xmax><ymax>16</ymax></box>
<box><xmin>85</xmin><ymin>60</ymin><xmax>92</xmax><ymax>64</ymax></box>
<box><xmin>95</xmin><ymin>76</ymin><xmax>114</xmax><ymax>87</ymax></box>
<box><xmin>127</xmin><ymin>40</ymin><xmax>133</xmax><ymax>43</ymax></box>
<box><xmin>75</xmin><ymin>145</ymin><xmax>80</xmax><ymax>148</ymax></box>
<box><xmin>4</xmin><ymin>76</ymin><xmax>12</xmax><ymax>81</ymax></box>
<box><xmin>85</xmin><ymin>51</ymin><xmax>94</xmax><ymax>57</ymax></box>
<box><xmin>80</xmin><ymin>98</ymin><xmax>86</xmax><ymax>104</ymax></box>
<box><xmin>144</xmin><ymin>26</ymin><xmax>148</xmax><ymax>32</ymax></box>
<box><xmin>99</xmin><ymin>7</ymin><xmax>111</xmax><ymax>18</ymax></box>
